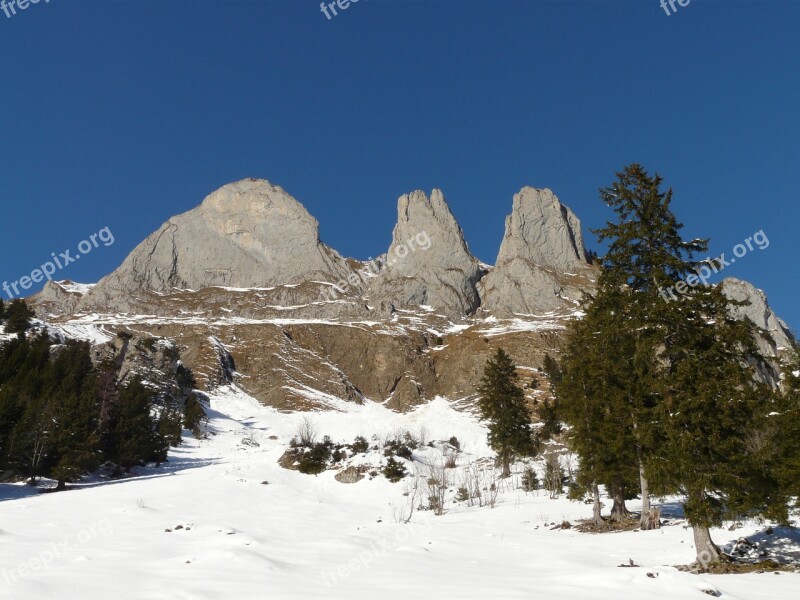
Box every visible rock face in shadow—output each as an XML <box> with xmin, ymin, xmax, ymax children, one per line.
<box><xmin>367</xmin><ymin>189</ymin><xmax>483</xmax><ymax>317</ymax></box>
<box><xmin>77</xmin><ymin>179</ymin><xmax>357</xmax><ymax>313</ymax></box>
<box><xmin>479</xmin><ymin>187</ymin><xmax>595</xmax><ymax>315</ymax></box>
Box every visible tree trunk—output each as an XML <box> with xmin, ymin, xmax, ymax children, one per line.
<box><xmin>55</xmin><ymin>479</ymin><xmax>66</xmax><ymax>491</ymax></box>
<box><xmin>501</xmin><ymin>454</ymin><xmax>511</xmax><ymax>478</ymax></box>
<box><xmin>591</xmin><ymin>482</ymin><xmax>605</xmax><ymax>527</ymax></box>
<box><xmin>638</xmin><ymin>461</ymin><xmax>659</xmax><ymax>530</ymax></box>
<box><xmin>692</xmin><ymin>524</ymin><xmax>721</xmax><ymax>569</ymax></box>
<box><xmin>609</xmin><ymin>475</ymin><xmax>631</xmax><ymax>522</ymax></box>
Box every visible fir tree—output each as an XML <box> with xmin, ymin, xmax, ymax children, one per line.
<box><xmin>774</xmin><ymin>350</ymin><xmax>800</xmax><ymax>503</ymax></box>
<box><xmin>107</xmin><ymin>377</ymin><xmax>161</xmax><ymax>472</ymax></box>
<box><xmin>589</xmin><ymin>164</ymin><xmax>788</xmax><ymax>559</ymax></box>
<box><xmin>476</xmin><ymin>348</ymin><xmax>535</xmax><ymax>477</ymax></box>
<box><xmin>183</xmin><ymin>393</ymin><xmax>207</xmax><ymax>437</ymax></box>
<box><xmin>556</xmin><ymin>291</ymin><xmax>640</xmax><ymax>526</ymax></box>
<box><xmin>47</xmin><ymin>342</ymin><xmax>103</xmax><ymax>489</ymax></box>
<box><xmin>4</xmin><ymin>299</ymin><xmax>35</xmax><ymax>334</ymax></box>
<box><xmin>537</xmin><ymin>355</ymin><xmax>563</xmax><ymax>442</ymax></box>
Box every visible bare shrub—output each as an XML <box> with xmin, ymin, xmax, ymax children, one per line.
<box><xmin>393</xmin><ymin>474</ymin><xmax>421</xmax><ymax>523</ymax></box>
<box><xmin>543</xmin><ymin>453</ymin><xmax>564</xmax><ymax>499</ymax></box>
<box><xmin>422</xmin><ymin>460</ymin><xmax>448</xmax><ymax>516</ymax></box>
<box><xmin>459</xmin><ymin>460</ymin><xmax>501</xmax><ymax>508</ymax></box>
<box><xmin>296</xmin><ymin>416</ymin><xmax>318</xmax><ymax>447</ymax></box>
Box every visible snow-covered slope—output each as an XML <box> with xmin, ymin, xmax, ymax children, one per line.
<box><xmin>1</xmin><ymin>386</ymin><xmax>797</xmax><ymax>600</ymax></box>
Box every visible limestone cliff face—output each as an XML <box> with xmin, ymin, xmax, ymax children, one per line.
<box><xmin>367</xmin><ymin>189</ymin><xmax>483</xmax><ymax>317</ymax></box>
<box><xmin>77</xmin><ymin>179</ymin><xmax>357</xmax><ymax>313</ymax></box>
<box><xmin>28</xmin><ymin>178</ymin><xmax>794</xmax><ymax>412</ymax></box>
<box><xmin>479</xmin><ymin>187</ymin><xmax>594</xmax><ymax>315</ymax></box>
<box><xmin>722</xmin><ymin>277</ymin><xmax>795</xmax><ymax>357</ymax></box>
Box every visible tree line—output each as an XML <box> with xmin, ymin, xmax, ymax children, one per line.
<box><xmin>0</xmin><ymin>305</ymin><xmax>204</xmax><ymax>489</ymax></box>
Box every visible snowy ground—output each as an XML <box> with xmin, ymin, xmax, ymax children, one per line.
<box><xmin>1</xmin><ymin>386</ymin><xmax>798</xmax><ymax>600</ymax></box>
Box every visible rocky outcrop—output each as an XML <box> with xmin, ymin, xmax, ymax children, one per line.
<box><xmin>34</xmin><ymin>280</ymin><xmax>87</xmax><ymax>316</ymax></box>
<box><xmin>367</xmin><ymin>189</ymin><xmax>483</xmax><ymax>317</ymax></box>
<box><xmin>335</xmin><ymin>466</ymin><xmax>364</xmax><ymax>483</ymax></box>
<box><xmin>496</xmin><ymin>187</ymin><xmax>588</xmax><ymax>270</ymax></box>
<box><xmin>479</xmin><ymin>187</ymin><xmax>595</xmax><ymax>315</ymax></box>
<box><xmin>722</xmin><ymin>278</ymin><xmax>795</xmax><ymax>357</ymax></box>
<box><xmin>77</xmin><ymin>179</ymin><xmax>358</xmax><ymax>313</ymax></box>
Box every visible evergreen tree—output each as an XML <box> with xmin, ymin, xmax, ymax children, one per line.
<box><xmin>4</xmin><ymin>299</ymin><xmax>35</xmax><ymax>334</ymax></box>
<box><xmin>47</xmin><ymin>342</ymin><xmax>103</xmax><ymax>489</ymax></box>
<box><xmin>590</xmin><ymin>163</ymin><xmax>709</xmax><ymax>529</ymax></box>
<box><xmin>476</xmin><ymin>348</ymin><xmax>535</xmax><ymax>477</ymax></box>
<box><xmin>774</xmin><ymin>350</ymin><xmax>800</xmax><ymax>502</ymax></box>
<box><xmin>107</xmin><ymin>377</ymin><xmax>161</xmax><ymax>472</ymax></box>
<box><xmin>587</xmin><ymin>164</ymin><xmax>788</xmax><ymax>560</ymax></box>
<box><xmin>0</xmin><ymin>297</ymin><xmax>5</xmax><ymax>319</ymax></box>
<box><xmin>537</xmin><ymin>355</ymin><xmax>563</xmax><ymax>442</ymax></box>
<box><xmin>183</xmin><ymin>393</ymin><xmax>206</xmax><ymax>437</ymax></box>
<box><xmin>556</xmin><ymin>291</ymin><xmax>640</xmax><ymax>526</ymax></box>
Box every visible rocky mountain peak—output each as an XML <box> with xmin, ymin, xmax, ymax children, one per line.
<box><xmin>478</xmin><ymin>187</ymin><xmax>595</xmax><ymax>316</ymax></box>
<box><xmin>496</xmin><ymin>186</ymin><xmax>588</xmax><ymax>270</ymax></box>
<box><xmin>367</xmin><ymin>189</ymin><xmax>482</xmax><ymax>316</ymax></box>
<box><xmin>75</xmin><ymin>179</ymin><xmax>356</xmax><ymax>313</ymax></box>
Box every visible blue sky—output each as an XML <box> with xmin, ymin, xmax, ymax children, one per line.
<box><xmin>1</xmin><ymin>0</ymin><xmax>798</xmax><ymax>330</ymax></box>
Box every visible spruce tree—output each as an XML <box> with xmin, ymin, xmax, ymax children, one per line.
<box><xmin>774</xmin><ymin>350</ymin><xmax>800</xmax><ymax>502</ymax></box>
<box><xmin>556</xmin><ymin>289</ymin><xmax>640</xmax><ymax>526</ymax></box>
<box><xmin>591</xmin><ymin>164</ymin><xmax>788</xmax><ymax>560</ymax></box>
<box><xmin>4</xmin><ymin>299</ymin><xmax>35</xmax><ymax>334</ymax></box>
<box><xmin>476</xmin><ymin>348</ymin><xmax>535</xmax><ymax>477</ymax></box>
<box><xmin>537</xmin><ymin>355</ymin><xmax>563</xmax><ymax>442</ymax></box>
<box><xmin>107</xmin><ymin>377</ymin><xmax>161</xmax><ymax>472</ymax></box>
<box><xmin>590</xmin><ymin>163</ymin><xmax>710</xmax><ymax>529</ymax></box>
<box><xmin>48</xmin><ymin>342</ymin><xmax>102</xmax><ymax>489</ymax></box>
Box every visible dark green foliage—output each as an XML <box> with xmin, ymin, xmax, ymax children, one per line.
<box><xmin>3</xmin><ymin>299</ymin><xmax>35</xmax><ymax>334</ymax></box>
<box><xmin>137</xmin><ymin>337</ymin><xmax>157</xmax><ymax>352</ymax></box>
<box><xmin>596</xmin><ymin>166</ymin><xmax>788</xmax><ymax>534</ymax></box>
<box><xmin>106</xmin><ymin>377</ymin><xmax>163</xmax><ymax>471</ymax></box>
<box><xmin>455</xmin><ymin>486</ymin><xmax>470</xmax><ymax>502</ymax></box>
<box><xmin>297</xmin><ymin>437</ymin><xmax>334</xmax><ymax>475</ymax></box>
<box><xmin>0</xmin><ymin>298</ymin><xmax>4</xmax><ymax>319</ymax></box>
<box><xmin>773</xmin><ymin>350</ymin><xmax>800</xmax><ymax>504</ymax></box>
<box><xmin>0</xmin><ymin>337</ymin><xmax>101</xmax><ymax>485</ymax></box>
<box><xmin>158</xmin><ymin>406</ymin><xmax>183</xmax><ymax>447</ymax></box>
<box><xmin>476</xmin><ymin>348</ymin><xmax>535</xmax><ymax>476</ymax></box>
<box><xmin>351</xmin><ymin>435</ymin><xmax>369</xmax><ymax>454</ymax></box>
<box><xmin>183</xmin><ymin>393</ymin><xmax>206</xmax><ymax>436</ymax></box>
<box><xmin>557</xmin><ymin>164</ymin><xmax>791</xmax><ymax>555</ymax></box>
<box><xmin>0</xmin><ymin>330</ymin><xmax>187</xmax><ymax>486</ymax></box>
<box><xmin>537</xmin><ymin>355</ymin><xmax>563</xmax><ymax>442</ymax></box>
<box><xmin>47</xmin><ymin>342</ymin><xmax>103</xmax><ymax>487</ymax></box>
<box><xmin>402</xmin><ymin>432</ymin><xmax>419</xmax><ymax>450</ymax></box>
<box><xmin>382</xmin><ymin>457</ymin><xmax>407</xmax><ymax>482</ymax></box>
<box><xmin>384</xmin><ymin>438</ymin><xmax>413</xmax><ymax>460</ymax></box>
<box><xmin>521</xmin><ymin>467</ymin><xmax>539</xmax><ymax>492</ymax></box>
<box><xmin>176</xmin><ymin>363</ymin><xmax>197</xmax><ymax>391</ymax></box>
<box><xmin>537</xmin><ymin>398</ymin><xmax>562</xmax><ymax>442</ymax></box>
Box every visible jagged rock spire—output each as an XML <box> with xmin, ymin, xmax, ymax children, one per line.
<box><xmin>367</xmin><ymin>189</ymin><xmax>482</xmax><ymax>316</ymax></box>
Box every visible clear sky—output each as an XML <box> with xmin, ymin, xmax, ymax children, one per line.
<box><xmin>1</xmin><ymin>0</ymin><xmax>798</xmax><ymax>331</ymax></box>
